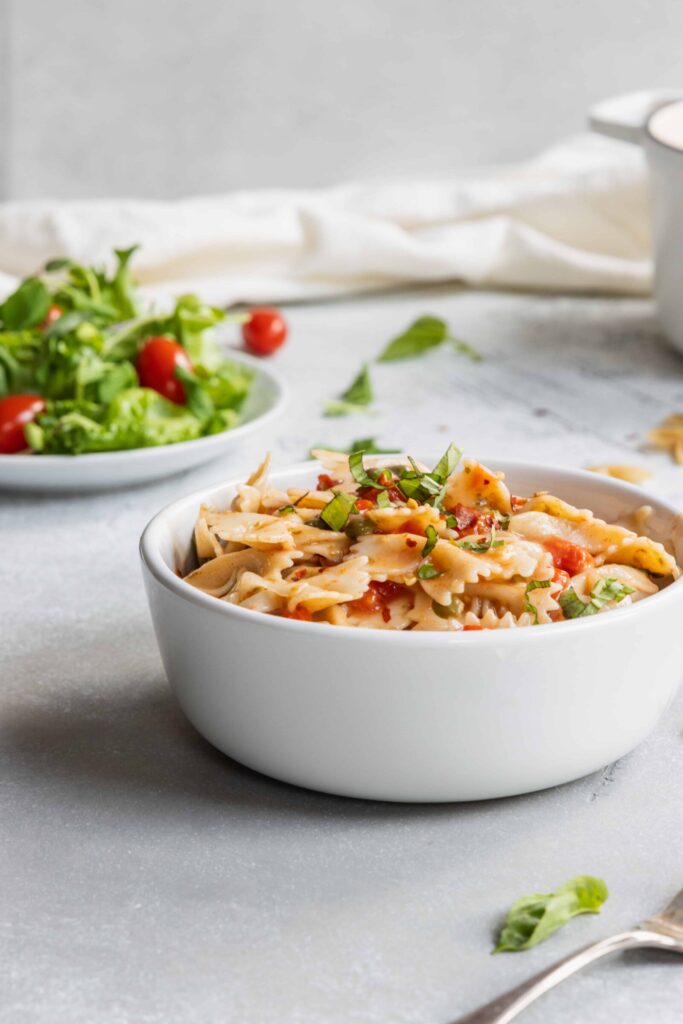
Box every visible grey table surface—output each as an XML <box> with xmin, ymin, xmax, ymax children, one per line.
<box><xmin>3</xmin><ymin>288</ymin><xmax>683</xmax><ymax>1024</ymax></box>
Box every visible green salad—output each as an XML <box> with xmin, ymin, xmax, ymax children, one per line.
<box><xmin>0</xmin><ymin>246</ymin><xmax>253</xmax><ymax>455</ymax></box>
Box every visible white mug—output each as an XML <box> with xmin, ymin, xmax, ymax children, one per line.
<box><xmin>591</xmin><ymin>91</ymin><xmax>683</xmax><ymax>353</ymax></box>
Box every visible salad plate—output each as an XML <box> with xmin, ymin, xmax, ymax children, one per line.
<box><xmin>0</xmin><ymin>350</ymin><xmax>287</xmax><ymax>492</ymax></box>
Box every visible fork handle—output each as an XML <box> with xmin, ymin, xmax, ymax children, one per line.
<box><xmin>448</xmin><ymin>930</ymin><xmax>680</xmax><ymax>1024</ymax></box>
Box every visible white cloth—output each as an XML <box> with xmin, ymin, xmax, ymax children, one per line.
<box><xmin>0</xmin><ymin>134</ymin><xmax>651</xmax><ymax>307</ymax></box>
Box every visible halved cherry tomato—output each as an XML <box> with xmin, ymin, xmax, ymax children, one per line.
<box><xmin>136</xmin><ymin>336</ymin><xmax>192</xmax><ymax>404</ymax></box>
<box><xmin>242</xmin><ymin>308</ymin><xmax>288</xmax><ymax>357</ymax></box>
<box><xmin>40</xmin><ymin>304</ymin><xmax>63</xmax><ymax>329</ymax></box>
<box><xmin>544</xmin><ymin>537</ymin><xmax>594</xmax><ymax>576</ymax></box>
<box><xmin>0</xmin><ymin>394</ymin><xmax>45</xmax><ymax>453</ymax></box>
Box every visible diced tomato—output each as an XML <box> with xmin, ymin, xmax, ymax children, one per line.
<box><xmin>544</xmin><ymin>537</ymin><xmax>594</xmax><ymax>576</ymax></box>
<box><xmin>317</xmin><ymin>473</ymin><xmax>339</xmax><ymax>491</ymax></box>
<box><xmin>355</xmin><ymin>498</ymin><xmax>374</xmax><ymax>511</ymax></box>
<box><xmin>372</xmin><ymin>581</ymin><xmax>409</xmax><ymax>603</ymax></box>
<box><xmin>347</xmin><ymin>587</ymin><xmax>383</xmax><ymax>615</ymax></box>
<box><xmin>348</xmin><ymin>580</ymin><xmax>410</xmax><ymax>617</ymax></box>
<box><xmin>277</xmin><ymin>607</ymin><xmax>313</xmax><ymax>621</ymax></box>
<box><xmin>463</xmin><ymin>624</ymin><xmax>484</xmax><ymax>631</ymax></box>
<box><xmin>376</xmin><ymin>470</ymin><xmax>393</xmax><ymax>487</ymax></box>
<box><xmin>357</xmin><ymin>484</ymin><xmax>403</xmax><ymax>505</ymax></box>
<box><xmin>443</xmin><ymin>502</ymin><xmax>494</xmax><ymax>537</ymax></box>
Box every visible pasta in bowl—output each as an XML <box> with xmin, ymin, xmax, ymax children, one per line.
<box><xmin>140</xmin><ymin>451</ymin><xmax>683</xmax><ymax>801</ymax></box>
<box><xmin>181</xmin><ymin>446</ymin><xmax>679</xmax><ymax>632</ymax></box>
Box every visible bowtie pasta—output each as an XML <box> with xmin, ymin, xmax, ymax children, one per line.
<box><xmin>183</xmin><ymin>446</ymin><xmax>679</xmax><ymax>631</ymax></box>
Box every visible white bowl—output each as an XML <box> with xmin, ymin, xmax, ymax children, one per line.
<box><xmin>0</xmin><ymin>350</ymin><xmax>287</xmax><ymax>492</ymax></box>
<box><xmin>140</xmin><ymin>459</ymin><xmax>683</xmax><ymax>802</ymax></box>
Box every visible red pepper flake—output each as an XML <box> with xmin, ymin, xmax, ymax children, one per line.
<box><xmin>463</xmin><ymin>624</ymin><xmax>484</xmax><ymax>631</ymax></box>
<box><xmin>406</xmin><ymin>538</ymin><xmax>418</xmax><ymax>548</ymax></box>
<box><xmin>317</xmin><ymin>473</ymin><xmax>340</xmax><ymax>491</ymax></box>
<box><xmin>381</xmin><ymin>606</ymin><xmax>391</xmax><ymax>623</ymax></box>
<box><xmin>291</xmin><ymin>569</ymin><xmax>308</xmax><ymax>581</ymax></box>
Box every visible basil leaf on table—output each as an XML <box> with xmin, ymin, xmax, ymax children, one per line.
<box><xmin>377</xmin><ymin>316</ymin><xmax>481</xmax><ymax>362</ymax></box>
<box><xmin>308</xmin><ymin>437</ymin><xmax>400</xmax><ymax>458</ymax></box>
<box><xmin>324</xmin><ymin>364</ymin><xmax>374</xmax><ymax>417</ymax></box>
<box><xmin>493</xmin><ymin>875</ymin><xmax>608</xmax><ymax>953</ymax></box>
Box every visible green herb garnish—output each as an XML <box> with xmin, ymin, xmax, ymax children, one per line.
<box><xmin>417</xmin><ymin>561</ymin><xmax>443</xmax><ymax>580</ymax></box>
<box><xmin>376</xmin><ymin>490</ymin><xmax>391</xmax><ymax>508</ymax></box>
<box><xmin>348</xmin><ymin>449</ymin><xmax>379</xmax><ymax>488</ymax></box>
<box><xmin>559</xmin><ymin>577</ymin><xmax>634</xmax><ymax>619</ymax></box>
<box><xmin>493</xmin><ymin>876</ymin><xmax>608</xmax><ymax>953</ymax></box>
<box><xmin>422</xmin><ymin>525</ymin><xmax>438</xmax><ymax>558</ymax></box>
<box><xmin>345</xmin><ymin>516</ymin><xmax>377</xmax><ymax>540</ymax></box>
<box><xmin>431</xmin><ymin>596</ymin><xmax>463</xmax><ymax>619</ymax></box>
<box><xmin>378</xmin><ymin>315</ymin><xmax>481</xmax><ymax>363</ymax></box>
<box><xmin>319</xmin><ymin>491</ymin><xmax>358</xmax><ymax>532</ymax></box>
<box><xmin>456</xmin><ymin>525</ymin><xmax>504</xmax><ymax>553</ymax></box>
<box><xmin>524</xmin><ymin>579</ymin><xmax>552</xmax><ymax>623</ymax></box>
<box><xmin>396</xmin><ymin>444</ymin><xmax>462</xmax><ymax>508</ymax></box>
<box><xmin>324</xmin><ymin>364</ymin><xmax>374</xmax><ymax>417</ymax></box>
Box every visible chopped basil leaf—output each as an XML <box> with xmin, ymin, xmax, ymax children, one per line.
<box><xmin>444</xmin><ymin>514</ymin><xmax>458</xmax><ymax>530</ymax></box>
<box><xmin>376</xmin><ymin>490</ymin><xmax>391</xmax><ymax>508</ymax></box>
<box><xmin>422</xmin><ymin>525</ymin><xmax>438</xmax><ymax>558</ymax></box>
<box><xmin>431</xmin><ymin>443</ymin><xmax>462</xmax><ymax>483</ymax></box>
<box><xmin>277</xmin><ymin>505</ymin><xmax>297</xmax><ymax>516</ymax></box>
<box><xmin>323</xmin><ymin>364</ymin><xmax>374</xmax><ymax>417</ymax></box>
<box><xmin>319</xmin><ymin>491</ymin><xmax>357</xmax><ymax>531</ymax></box>
<box><xmin>417</xmin><ymin>561</ymin><xmax>443</xmax><ymax>580</ymax></box>
<box><xmin>559</xmin><ymin>577</ymin><xmax>635</xmax><ymax>619</ymax></box>
<box><xmin>378</xmin><ymin>315</ymin><xmax>448</xmax><ymax>362</ymax></box>
<box><xmin>377</xmin><ymin>315</ymin><xmax>481</xmax><ymax>363</ymax></box>
<box><xmin>496</xmin><ymin>513</ymin><xmax>511</xmax><ymax>531</ymax></box>
<box><xmin>431</xmin><ymin>596</ymin><xmax>463</xmax><ymax>619</ymax></box>
<box><xmin>524</xmin><ymin>579</ymin><xmax>552</xmax><ymax>623</ymax></box>
<box><xmin>348</xmin><ymin>449</ymin><xmax>378</xmax><ymax>488</ymax></box>
<box><xmin>345</xmin><ymin>516</ymin><xmax>377</xmax><ymax>540</ymax></box>
<box><xmin>456</xmin><ymin>525</ymin><xmax>504</xmax><ymax>552</ymax></box>
<box><xmin>493</xmin><ymin>876</ymin><xmax>608</xmax><ymax>953</ymax></box>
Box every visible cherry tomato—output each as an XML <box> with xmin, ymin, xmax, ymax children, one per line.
<box><xmin>242</xmin><ymin>308</ymin><xmax>287</xmax><ymax>356</ymax></box>
<box><xmin>137</xmin><ymin>336</ymin><xmax>192</xmax><ymax>404</ymax></box>
<box><xmin>0</xmin><ymin>394</ymin><xmax>45</xmax><ymax>453</ymax></box>
<box><xmin>40</xmin><ymin>304</ymin><xmax>63</xmax><ymax>329</ymax></box>
<box><xmin>544</xmin><ymin>536</ymin><xmax>594</xmax><ymax>576</ymax></box>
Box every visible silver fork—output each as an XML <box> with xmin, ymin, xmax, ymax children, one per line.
<box><xmin>449</xmin><ymin>885</ymin><xmax>683</xmax><ymax>1023</ymax></box>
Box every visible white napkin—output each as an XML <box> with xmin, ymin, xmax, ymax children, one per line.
<box><xmin>0</xmin><ymin>134</ymin><xmax>651</xmax><ymax>307</ymax></box>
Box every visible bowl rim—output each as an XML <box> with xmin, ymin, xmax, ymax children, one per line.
<box><xmin>0</xmin><ymin>348</ymin><xmax>287</xmax><ymax>468</ymax></box>
<box><xmin>140</xmin><ymin>455</ymin><xmax>683</xmax><ymax>644</ymax></box>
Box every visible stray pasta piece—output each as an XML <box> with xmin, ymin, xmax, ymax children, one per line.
<box><xmin>648</xmin><ymin>415</ymin><xmax>683</xmax><ymax>464</ymax></box>
<box><xmin>182</xmin><ymin>445</ymin><xmax>679</xmax><ymax>631</ymax></box>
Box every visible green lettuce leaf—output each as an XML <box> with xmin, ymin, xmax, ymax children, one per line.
<box><xmin>493</xmin><ymin>876</ymin><xmax>608</xmax><ymax>953</ymax></box>
<box><xmin>0</xmin><ymin>278</ymin><xmax>52</xmax><ymax>330</ymax></box>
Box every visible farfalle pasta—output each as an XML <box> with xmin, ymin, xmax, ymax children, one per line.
<box><xmin>183</xmin><ymin>447</ymin><xmax>679</xmax><ymax>630</ymax></box>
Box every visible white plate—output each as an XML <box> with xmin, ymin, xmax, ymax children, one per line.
<box><xmin>0</xmin><ymin>351</ymin><xmax>287</xmax><ymax>492</ymax></box>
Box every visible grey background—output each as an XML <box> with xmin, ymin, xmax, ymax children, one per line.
<box><xmin>1</xmin><ymin>0</ymin><xmax>683</xmax><ymax>200</ymax></box>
